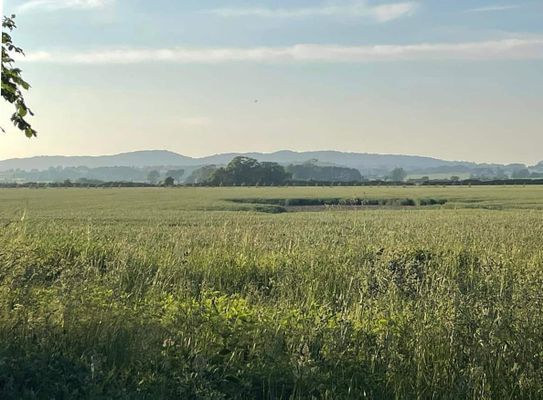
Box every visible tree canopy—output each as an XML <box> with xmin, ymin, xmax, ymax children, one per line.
<box><xmin>286</xmin><ymin>161</ymin><xmax>363</xmax><ymax>182</ymax></box>
<box><xmin>208</xmin><ymin>157</ymin><xmax>291</xmax><ymax>186</ymax></box>
<box><xmin>389</xmin><ymin>168</ymin><xmax>407</xmax><ymax>182</ymax></box>
<box><xmin>1</xmin><ymin>15</ymin><xmax>36</xmax><ymax>137</ymax></box>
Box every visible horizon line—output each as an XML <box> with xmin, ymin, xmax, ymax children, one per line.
<box><xmin>0</xmin><ymin>149</ymin><xmax>538</xmax><ymax>167</ymax></box>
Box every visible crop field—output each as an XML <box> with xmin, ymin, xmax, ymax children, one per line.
<box><xmin>1</xmin><ymin>186</ymin><xmax>543</xmax><ymax>399</ymax></box>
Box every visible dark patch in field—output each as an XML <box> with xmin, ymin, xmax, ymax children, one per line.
<box><xmin>228</xmin><ymin>197</ymin><xmax>447</xmax><ymax>212</ymax></box>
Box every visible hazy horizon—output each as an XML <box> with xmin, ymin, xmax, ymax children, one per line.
<box><xmin>1</xmin><ymin>0</ymin><xmax>542</xmax><ymax>165</ymax></box>
<box><xmin>0</xmin><ymin>147</ymin><xmax>539</xmax><ymax>167</ymax></box>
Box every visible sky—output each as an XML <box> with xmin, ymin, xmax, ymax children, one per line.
<box><xmin>1</xmin><ymin>0</ymin><xmax>542</xmax><ymax>164</ymax></box>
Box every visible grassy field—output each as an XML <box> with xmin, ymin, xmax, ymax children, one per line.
<box><xmin>1</xmin><ymin>186</ymin><xmax>543</xmax><ymax>399</ymax></box>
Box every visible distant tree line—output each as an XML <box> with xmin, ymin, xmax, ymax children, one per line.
<box><xmin>0</xmin><ymin>181</ymin><xmax>158</xmax><ymax>188</ymax></box>
<box><xmin>184</xmin><ymin>157</ymin><xmax>366</xmax><ymax>186</ymax></box>
<box><xmin>420</xmin><ymin>178</ymin><xmax>543</xmax><ymax>186</ymax></box>
<box><xmin>3</xmin><ymin>177</ymin><xmax>543</xmax><ymax>189</ymax></box>
<box><xmin>1</xmin><ymin>166</ymin><xmax>185</xmax><ymax>184</ymax></box>
<box><xmin>285</xmin><ymin>160</ymin><xmax>363</xmax><ymax>182</ymax></box>
<box><xmin>2</xmin><ymin>157</ymin><xmax>542</xmax><ymax>186</ymax></box>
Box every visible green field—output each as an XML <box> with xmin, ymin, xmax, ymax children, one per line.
<box><xmin>1</xmin><ymin>186</ymin><xmax>543</xmax><ymax>399</ymax></box>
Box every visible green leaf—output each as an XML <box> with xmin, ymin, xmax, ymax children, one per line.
<box><xmin>18</xmin><ymin>104</ymin><xmax>27</xmax><ymax>117</ymax></box>
<box><xmin>1</xmin><ymin>15</ymin><xmax>37</xmax><ymax>137</ymax></box>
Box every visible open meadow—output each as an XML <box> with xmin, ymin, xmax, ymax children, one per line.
<box><xmin>1</xmin><ymin>186</ymin><xmax>543</xmax><ymax>399</ymax></box>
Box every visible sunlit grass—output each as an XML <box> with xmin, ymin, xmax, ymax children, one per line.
<box><xmin>1</xmin><ymin>187</ymin><xmax>542</xmax><ymax>398</ymax></box>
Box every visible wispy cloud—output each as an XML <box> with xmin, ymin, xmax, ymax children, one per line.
<box><xmin>465</xmin><ymin>5</ymin><xmax>521</xmax><ymax>13</ymax></box>
<box><xmin>205</xmin><ymin>1</ymin><xmax>418</xmax><ymax>23</ymax></box>
<box><xmin>19</xmin><ymin>39</ymin><xmax>543</xmax><ymax>65</ymax></box>
<box><xmin>16</xmin><ymin>0</ymin><xmax>111</xmax><ymax>13</ymax></box>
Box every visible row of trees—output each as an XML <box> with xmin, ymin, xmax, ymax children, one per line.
<box><xmin>184</xmin><ymin>158</ymin><xmax>374</xmax><ymax>185</ymax></box>
<box><xmin>190</xmin><ymin>159</ymin><xmax>408</xmax><ymax>185</ymax></box>
<box><xmin>4</xmin><ymin>162</ymin><xmax>541</xmax><ymax>185</ymax></box>
<box><xmin>390</xmin><ymin>167</ymin><xmax>542</xmax><ymax>183</ymax></box>
<box><xmin>2</xmin><ymin>166</ymin><xmax>185</xmax><ymax>184</ymax></box>
<box><xmin>286</xmin><ymin>161</ymin><xmax>363</xmax><ymax>182</ymax></box>
<box><xmin>189</xmin><ymin>157</ymin><xmax>368</xmax><ymax>186</ymax></box>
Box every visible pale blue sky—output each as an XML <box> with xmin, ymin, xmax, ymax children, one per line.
<box><xmin>1</xmin><ymin>0</ymin><xmax>542</xmax><ymax>164</ymax></box>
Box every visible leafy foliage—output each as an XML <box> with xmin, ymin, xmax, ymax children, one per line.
<box><xmin>286</xmin><ymin>161</ymin><xmax>363</xmax><ymax>182</ymax></box>
<box><xmin>1</xmin><ymin>15</ymin><xmax>36</xmax><ymax>137</ymax></box>
<box><xmin>208</xmin><ymin>157</ymin><xmax>291</xmax><ymax>186</ymax></box>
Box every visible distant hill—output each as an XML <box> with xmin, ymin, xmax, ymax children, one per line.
<box><xmin>0</xmin><ymin>150</ymin><xmax>193</xmax><ymax>171</ymax></box>
<box><xmin>1</xmin><ymin>150</ymin><xmax>539</xmax><ymax>183</ymax></box>
<box><xmin>0</xmin><ymin>149</ymin><xmax>480</xmax><ymax>173</ymax></box>
<box><xmin>533</xmin><ymin>161</ymin><xmax>543</xmax><ymax>171</ymax></box>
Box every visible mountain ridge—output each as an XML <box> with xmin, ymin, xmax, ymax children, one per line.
<box><xmin>0</xmin><ymin>149</ymin><xmax>537</xmax><ymax>173</ymax></box>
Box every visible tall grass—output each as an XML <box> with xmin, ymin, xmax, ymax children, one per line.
<box><xmin>0</xmin><ymin>188</ymin><xmax>543</xmax><ymax>398</ymax></box>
